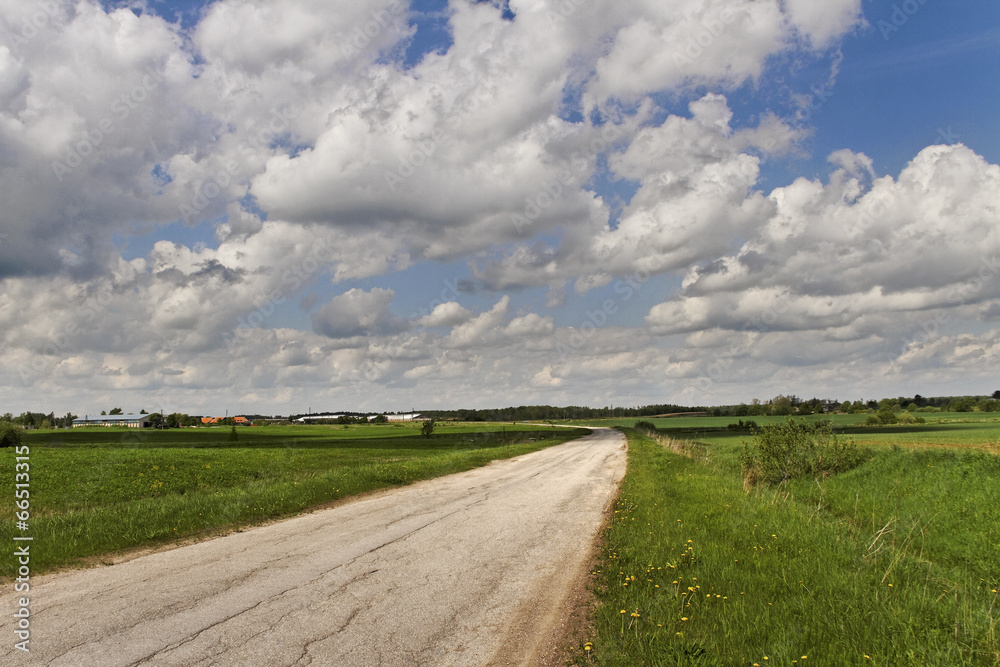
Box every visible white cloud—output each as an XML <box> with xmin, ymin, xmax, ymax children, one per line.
<box><xmin>312</xmin><ymin>287</ymin><xmax>404</xmax><ymax>339</ymax></box>
<box><xmin>783</xmin><ymin>0</ymin><xmax>864</xmax><ymax>49</ymax></box>
<box><xmin>0</xmin><ymin>0</ymin><xmax>996</xmax><ymax>414</ymax></box>
<box><xmin>446</xmin><ymin>296</ymin><xmax>511</xmax><ymax>348</ymax></box>
<box><xmin>647</xmin><ymin>145</ymin><xmax>1000</xmax><ymax>337</ymax></box>
<box><xmin>415</xmin><ymin>302</ymin><xmax>474</xmax><ymax>328</ymax></box>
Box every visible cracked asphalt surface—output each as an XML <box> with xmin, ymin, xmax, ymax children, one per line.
<box><xmin>1</xmin><ymin>427</ymin><xmax>626</xmax><ymax>666</ymax></box>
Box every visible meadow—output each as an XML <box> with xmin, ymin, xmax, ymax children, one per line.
<box><xmin>575</xmin><ymin>414</ymin><xmax>1000</xmax><ymax>666</ymax></box>
<box><xmin>0</xmin><ymin>422</ymin><xmax>587</xmax><ymax>576</ymax></box>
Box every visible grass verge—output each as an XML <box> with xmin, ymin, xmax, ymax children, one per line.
<box><xmin>576</xmin><ymin>428</ymin><xmax>1000</xmax><ymax>666</ymax></box>
<box><xmin>1</xmin><ymin>424</ymin><xmax>588</xmax><ymax>576</ymax></box>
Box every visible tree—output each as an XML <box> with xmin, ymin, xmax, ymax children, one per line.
<box><xmin>109</xmin><ymin>407</ymin><xmax>123</xmax><ymax>415</ymax></box>
<box><xmin>421</xmin><ymin>419</ymin><xmax>436</xmax><ymax>438</ymax></box>
<box><xmin>228</xmin><ymin>425</ymin><xmax>238</xmax><ymax>442</ymax></box>
<box><xmin>993</xmin><ymin>390</ymin><xmax>1000</xmax><ymax>400</ymax></box>
<box><xmin>147</xmin><ymin>413</ymin><xmax>163</xmax><ymax>429</ymax></box>
<box><xmin>140</xmin><ymin>409</ymin><xmax>148</xmax><ymax>414</ymax></box>
<box><xmin>770</xmin><ymin>395</ymin><xmax>793</xmax><ymax>416</ymax></box>
<box><xmin>0</xmin><ymin>422</ymin><xmax>22</xmax><ymax>448</ymax></box>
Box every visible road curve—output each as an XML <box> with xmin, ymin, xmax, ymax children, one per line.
<box><xmin>2</xmin><ymin>428</ymin><xmax>626</xmax><ymax>666</ymax></box>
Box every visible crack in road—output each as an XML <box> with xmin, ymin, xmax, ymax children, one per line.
<box><xmin>1</xmin><ymin>428</ymin><xmax>626</xmax><ymax>667</ymax></box>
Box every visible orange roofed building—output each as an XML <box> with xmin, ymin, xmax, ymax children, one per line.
<box><xmin>201</xmin><ymin>416</ymin><xmax>250</xmax><ymax>425</ymax></box>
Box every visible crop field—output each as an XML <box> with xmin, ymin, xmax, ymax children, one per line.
<box><xmin>0</xmin><ymin>422</ymin><xmax>587</xmax><ymax>576</ymax></box>
<box><xmin>576</xmin><ymin>416</ymin><xmax>1000</xmax><ymax>666</ymax></box>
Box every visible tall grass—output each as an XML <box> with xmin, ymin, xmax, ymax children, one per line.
<box><xmin>579</xmin><ymin>429</ymin><xmax>1000</xmax><ymax>666</ymax></box>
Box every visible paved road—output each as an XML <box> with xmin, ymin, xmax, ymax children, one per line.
<box><xmin>1</xmin><ymin>428</ymin><xmax>626</xmax><ymax>666</ymax></box>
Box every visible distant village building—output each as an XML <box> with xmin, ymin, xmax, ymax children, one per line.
<box><xmin>73</xmin><ymin>415</ymin><xmax>150</xmax><ymax>429</ymax></box>
<box><xmin>374</xmin><ymin>413</ymin><xmax>423</xmax><ymax>422</ymax></box>
<box><xmin>201</xmin><ymin>416</ymin><xmax>251</xmax><ymax>424</ymax></box>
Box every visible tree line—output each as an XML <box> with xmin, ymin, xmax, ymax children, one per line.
<box><xmin>5</xmin><ymin>393</ymin><xmax>999</xmax><ymax>430</ymax></box>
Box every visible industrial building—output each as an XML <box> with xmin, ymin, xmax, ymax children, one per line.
<box><xmin>72</xmin><ymin>415</ymin><xmax>150</xmax><ymax>428</ymax></box>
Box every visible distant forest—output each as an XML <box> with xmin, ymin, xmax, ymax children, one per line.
<box><xmin>6</xmin><ymin>392</ymin><xmax>1000</xmax><ymax>429</ymax></box>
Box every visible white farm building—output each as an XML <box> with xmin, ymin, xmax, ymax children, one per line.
<box><xmin>373</xmin><ymin>413</ymin><xmax>423</xmax><ymax>422</ymax></box>
<box><xmin>73</xmin><ymin>415</ymin><xmax>150</xmax><ymax>428</ymax></box>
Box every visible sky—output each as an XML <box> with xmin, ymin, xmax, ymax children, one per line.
<box><xmin>1</xmin><ymin>0</ymin><xmax>999</xmax><ymax>417</ymax></box>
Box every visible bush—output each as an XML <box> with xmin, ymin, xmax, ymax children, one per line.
<box><xmin>896</xmin><ymin>412</ymin><xmax>926</xmax><ymax>425</ymax></box>
<box><xmin>0</xmin><ymin>422</ymin><xmax>23</xmax><ymax>448</ymax></box>
<box><xmin>726</xmin><ymin>419</ymin><xmax>759</xmax><ymax>432</ymax></box>
<box><xmin>633</xmin><ymin>420</ymin><xmax>657</xmax><ymax>433</ymax></box>
<box><xmin>420</xmin><ymin>419</ymin><xmax>436</xmax><ymax>438</ymax></box>
<box><xmin>739</xmin><ymin>418</ymin><xmax>869</xmax><ymax>487</ymax></box>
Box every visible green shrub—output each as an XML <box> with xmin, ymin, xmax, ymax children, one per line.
<box><xmin>726</xmin><ymin>419</ymin><xmax>759</xmax><ymax>431</ymax></box>
<box><xmin>0</xmin><ymin>422</ymin><xmax>22</xmax><ymax>448</ymax></box>
<box><xmin>739</xmin><ymin>418</ymin><xmax>869</xmax><ymax>487</ymax></box>
<box><xmin>633</xmin><ymin>420</ymin><xmax>657</xmax><ymax>433</ymax></box>
<box><xmin>896</xmin><ymin>411</ymin><xmax>926</xmax><ymax>425</ymax></box>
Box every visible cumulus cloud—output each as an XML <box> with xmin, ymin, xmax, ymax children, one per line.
<box><xmin>474</xmin><ymin>94</ymin><xmax>802</xmax><ymax>292</ymax></box>
<box><xmin>414</xmin><ymin>302</ymin><xmax>474</xmax><ymax>328</ymax></box>
<box><xmin>0</xmin><ymin>0</ymin><xmax>996</xmax><ymax>414</ymax></box>
<box><xmin>646</xmin><ymin>144</ymin><xmax>1000</xmax><ymax>336</ymax></box>
<box><xmin>312</xmin><ymin>287</ymin><xmax>405</xmax><ymax>339</ymax></box>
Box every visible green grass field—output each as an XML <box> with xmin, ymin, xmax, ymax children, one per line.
<box><xmin>1</xmin><ymin>422</ymin><xmax>587</xmax><ymax>576</ymax></box>
<box><xmin>569</xmin><ymin>413</ymin><xmax>1000</xmax><ymax>452</ymax></box>
<box><xmin>575</xmin><ymin>416</ymin><xmax>1000</xmax><ymax>666</ymax></box>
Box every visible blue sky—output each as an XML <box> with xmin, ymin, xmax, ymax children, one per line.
<box><xmin>3</xmin><ymin>0</ymin><xmax>999</xmax><ymax>415</ymax></box>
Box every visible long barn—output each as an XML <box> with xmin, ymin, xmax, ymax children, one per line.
<box><xmin>73</xmin><ymin>415</ymin><xmax>150</xmax><ymax>428</ymax></box>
